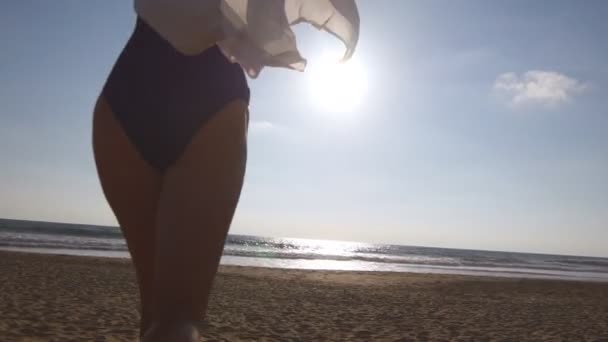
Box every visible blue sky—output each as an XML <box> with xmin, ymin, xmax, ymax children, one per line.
<box><xmin>1</xmin><ymin>1</ymin><xmax>607</xmax><ymax>257</ymax></box>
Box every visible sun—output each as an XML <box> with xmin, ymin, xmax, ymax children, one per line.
<box><xmin>307</xmin><ymin>55</ymin><xmax>368</xmax><ymax>114</ymax></box>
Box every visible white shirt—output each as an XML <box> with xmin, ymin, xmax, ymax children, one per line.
<box><xmin>134</xmin><ymin>0</ymin><xmax>359</xmax><ymax>77</ymax></box>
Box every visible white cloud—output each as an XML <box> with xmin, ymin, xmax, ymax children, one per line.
<box><xmin>493</xmin><ymin>70</ymin><xmax>587</xmax><ymax>108</ymax></box>
<box><xmin>249</xmin><ymin>120</ymin><xmax>281</xmax><ymax>134</ymax></box>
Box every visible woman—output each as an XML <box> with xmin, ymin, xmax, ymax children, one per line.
<box><xmin>93</xmin><ymin>1</ymin><xmax>359</xmax><ymax>340</ymax></box>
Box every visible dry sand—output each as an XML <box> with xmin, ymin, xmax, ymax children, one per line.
<box><xmin>1</xmin><ymin>251</ymin><xmax>607</xmax><ymax>341</ymax></box>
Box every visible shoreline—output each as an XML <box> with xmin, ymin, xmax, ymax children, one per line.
<box><xmin>2</xmin><ymin>250</ymin><xmax>608</xmax><ymax>341</ymax></box>
<box><xmin>2</xmin><ymin>247</ymin><xmax>608</xmax><ymax>283</ymax></box>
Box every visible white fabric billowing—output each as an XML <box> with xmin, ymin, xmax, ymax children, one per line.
<box><xmin>134</xmin><ymin>0</ymin><xmax>359</xmax><ymax>78</ymax></box>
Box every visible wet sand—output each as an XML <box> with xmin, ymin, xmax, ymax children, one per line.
<box><xmin>1</xmin><ymin>251</ymin><xmax>607</xmax><ymax>341</ymax></box>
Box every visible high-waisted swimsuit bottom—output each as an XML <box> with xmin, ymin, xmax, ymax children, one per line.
<box><xmin>102</xmin><ymin>18</ymin><xmax>250</xmax><ymax>171</ymax></box>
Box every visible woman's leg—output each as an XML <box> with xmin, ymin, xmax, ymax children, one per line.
<box><xmin>92</xmin><ymin>96</ymin><xmax>162</xmax><ymax>335</ymax></box>
<box><xmin>144</xmin><ymin>100</ymin><xmax>248</xmax><ymax>339</ymax></box>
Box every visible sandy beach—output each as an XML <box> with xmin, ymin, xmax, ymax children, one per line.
<box><xmin>1</xmin><ymin>251</ymin><xmax>607</xmax><ymax>341</ymax></box>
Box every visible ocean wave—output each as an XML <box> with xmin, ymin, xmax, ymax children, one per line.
<box><xmin>0</xmin><ymin>219</ymin><xmax>121</xmax><ymax>239</ymax></box>
<box><xmin>2</xmin><ymin>219</ymin><xmax>608</xmax><ymax>275</ymax></box>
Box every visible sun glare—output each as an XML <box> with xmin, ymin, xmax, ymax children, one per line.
<box><xmin>307</xmin><ymin>55</ymin><xmax>368</xmax><ymax>114</ymax></box>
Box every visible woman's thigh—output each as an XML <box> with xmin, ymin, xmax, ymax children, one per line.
<box><xmin>152</xmin><ymin>100</ymin><xmax>248</xmax><ymax>319</ymax></box>
<box><xmin>92</xmin><ymin>96</ymin><xmax>162</xmax><ymax>293</ymax></box>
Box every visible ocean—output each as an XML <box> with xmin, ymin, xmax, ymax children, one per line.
<box><xmin>1</xmin><ymin>218</ymin><xmax>607</xmax><ymax>282</ymax></box>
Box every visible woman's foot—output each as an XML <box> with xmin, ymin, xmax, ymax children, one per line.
<box><xmin>141</xmin><ymin>321</ymin><xmax>199</xmax><ymax>342</ymax></box>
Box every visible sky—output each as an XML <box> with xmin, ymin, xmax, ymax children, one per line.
<box><xmin>1</xmin><ymin>1</ymin><xmax>607</xmax><ymax>257</ymax></box>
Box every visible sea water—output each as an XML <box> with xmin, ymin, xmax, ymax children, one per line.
<box><xmin>1</xmin><ymin>218</ymin><xmax>607</xmax><ymax>282</ymax></box>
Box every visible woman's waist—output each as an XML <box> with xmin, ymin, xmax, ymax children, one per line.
<box><xmin>106</xmin><ymin>18</ymin><xmax>248</xmax><ymax>95</ymax></box>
